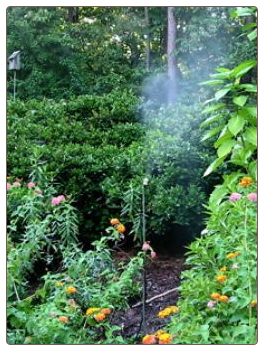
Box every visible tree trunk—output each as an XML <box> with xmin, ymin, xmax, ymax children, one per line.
<box><xmin>68</xmin><ymin>7</ymin><xmax>79</xmax><ymax>23</ymax></box>
<box><xmin>145</xmin><ymin>7</ymin><xmax>150</xmax><ymax>71</ymax></box>
<box><xmin>167</xmin><ymin>6</ymin><xmax>177</xmax><ymax>104</ymax></box>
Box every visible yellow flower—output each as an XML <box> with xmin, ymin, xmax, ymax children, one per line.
<box><xmin>55</xmin><ymin>281</ymin><xmax>64</xmax><ymax>287</ymax></box>
<box><xmin>65</xmin><ymin>286</ymin><xmax>77</xmax><ymax>294</ymax></box>
<box><xmin>158</xmin><ymin>333</ymin><xmax>173</xmax><ymax>344</ymax></box>
<box><xmin>94</xmin><ymin>313</ymin><xmax>106</xmax><ymax>322</ymax></box>
<box><xmin>219</xmin><ymin>266</ymin><xmax>227</xmax><ymax>272</ymax></box>
<box><xmin>110</xmin><ymin>218</ymin><xmax>120</xmax><ymax>225</ymax></box>
<box><xmin>58</xmin><ymin>316</ymin><xmax>69</xmax><ymax>323</ymax></box>
<box><xmin>216</xmin><ymin>275</ymin><xmax>227</xmax><ymax>283</ymax></box>
<box><xmin>142</xmin><ymin>334</ymin><xmax>157</xmax><ymax>344</ymax></box>
<box><xmin>219</xmin><ymin>295</ymin><xmax>229</xmax><ymax>303</ymax></box>
<box><xmin>211</xmin><ymin>292</ymin><xmax>221</xmax><ymax>300</ymax></box>
<box><xmin>239</xmin><ymin>176</ymin><xmax>253</xmax><ymax>187</ymax></box>
<box><xmin>168</xmin><ymin>305</ymin><xmax>179</xmax><ymax>313</ymax></box>
<box><xmin>86</xmin><ymin>307</ymin><xmax>100</xmax><ymax>316</ymax></box>
<box><xmin>157</xmin><ymin>307</ymin><xmax>174</xmax><ymax>318</ymax></box>
<box><xmin>226</xmin><ymin>251</ymin><xmax>241</xmax><ymax>259</ymax></box>
<box><xmin>250</xmin><ymin>300</ymin><xmax>257</xmax><ymax>307</ymax></box>
<box><xmin>155</xmin><ymin>330</ymin><xmax>166</xmax><ymax>338</ymax></box>
<box><xmin>117</xmin><ymin>224</ymin><xmax>126</xmax><ymax>233</ymax></box>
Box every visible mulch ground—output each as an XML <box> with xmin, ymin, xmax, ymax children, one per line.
<box><xmin>111</xmin><ymin>250</ymin><xmax>185</xmax><ymax>340</ymax></box>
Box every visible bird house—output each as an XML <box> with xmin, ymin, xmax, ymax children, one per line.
<box><xmin>8</xmin><ymin>51</ymin><xmax>21</xmax><ymax>70</ymax></box>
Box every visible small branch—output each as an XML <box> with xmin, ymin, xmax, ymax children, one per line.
<box><xmin>13</xmin><ymin>281</ymin><xmax>21</xmax><ymax>302</ymax></box>
<box><xmin>132</xmin><ymin>287</ymin><xmax>179</xmax><ymax>308</ymax></box>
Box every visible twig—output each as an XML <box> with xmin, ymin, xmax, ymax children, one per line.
<box><xmin>132</xmin><ymin>287</ymin><xmax>179</xmax><ymax>308</ymax></box>
<box><xmin>13</xmin><ymin>281</ymin><xmax>21</xmax><ymax>302</ymax></box>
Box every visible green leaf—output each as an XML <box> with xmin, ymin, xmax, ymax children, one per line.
<box><xmin>217</xmin><ymin>139</ymin><xmax>236</xmax><ymax>158</ymax></box>
<box><xmin>203</xmin><ymin>157</ymin><xmax>225</xmax><ymax>177</ymax></box>
<box><xmin>215</xmin><ymin>67</ymin><xmax>231</xmax><ymax>73</ymax></box>
<box><xmin>201</xmin><ymin>126</ymin><xmax>223</xmax><ymax>142</ymax></box>
<box><xmin>202</xmin><ymin>103</ymin><xmax>226</xmax><ymax>115</ymax></box>
<box><xmin>228</xmin><ymin>114</ymin><xmax>246</xmax><ymax>136</ymax></box>
<box><xmin>209</xmin><ymin>185</ymin><xmax>228</xmax><ymax>205</ymax></box>
<box><xmin>215</xmin><ymin>88</ymin><xmax>231</xmax><ymax>101</ymax></box>
<box><xmin>231</xmin><ymin>60</ymin><xmax>257</xmax><ymax>79</ymax></box>
<box><xmin>214</xmin><ymin>127</ymin><xmax>233</xmax><ymax>148</ymax></box>
<box><xmin>242</xmin><ymin>22</ymin><xmax>257</xmax><ymax>32</ymax></box>
<box><xmin>200</xmin><ymin>115</ymin><xmax>222</xmax><ymax>129</ymax></box>
<box><xmin>236</xmin><ymin>7</ymin><xmax>255</xmax><ymax>17</ymax></box>
<box><xmin>248</xmin><ymin>160</ymin><xmax>257</xmax><ymax>180</ymax></box>
<box><xmin>199</xmin><ymin>80</ymin><xmax>224</xmax><ymax>86</ymax></box>
<box><xmin>239</xmin><ymin>84</ymin><xmax>257</xmax><ymax>93</ymax></box>
<box><xmin>243</xmin><ymin>127</ymin><xmax>257</xmax><ymax>146</ymax></box>
<box><xmin>247</xmin><ymin>29</ymin><xmax>257</xmax><ymax>41</ymax></box>
<box><xmin>233</xmin><ymin>95</ymin><xmax>248</xmax><ymax>107</ymax></box>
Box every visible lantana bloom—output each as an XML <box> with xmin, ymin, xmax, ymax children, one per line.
<box><xmin>248</xmin><ymin>193</ymin><xmax>257</xmax><ymax>202</ymax></box>
<box><xmin>7</xmin><ymin>183</ymin><xmax>12</xmax><ymax>191</ymax></box>
<box><xmin>207</xmin><ymin>300</ymin><xmax>217</xmax><ymax>308</ymax></box>
<box><xmin>94</xmin><ymin>313</ymin><xmax>106</xmax><ymax>322</ymax></box>
<box><xmin>216</xmin><ymin>275</ymin><xmax>227</xmax><ymax>283</ymax></box>
<box><xmin>229</xmin><ymin>193</ymin><xmax>242</xmax><ymax>202</ymax></box>
<box><xmin>151</xmin><ymin>251</ymin><xmax>157</xmax><ymax>259</ymax></box>
<box><xmin>117</xmin><ymin>224</ymin><xmax>126</xmax><ymax>233</ymax></box>
<box><xmin>142</xmin><ymin>335</ymin><xmax>157</xmax><ymax>345</ymax></box>
<box><xmin>142</xmin><ymin>241</ymin><xmax>151</xmax><ymax>251</ymax></box>
<box><xmin>86</xmin><ymin>308</ymin><xmax>100</xmax><ymax>316</ymax></box>
<box><xmin>158</xmin><ymin>333</ymin><xmax>173</xmax><ymax>344</ymax></box>
<box><xmin>219</xmin><ymin>295</ymin><xmax>229</xmax><ymax>303</ymax></box>
<box><xmin>110</xmin><ymin>218</ymin><xmax>120</xmax><ymax>225</ymax></box>
<box><xmin>27</xmin><ymin>182</ymin><xmax>35</xmax><ymax>189</ymax></box>
<box><xmin>58</xmin><ymin>316</ymin><xmax>69</xmax><ymax>323</ymax></box>
<box><xmin>51</xmin><ymin>195</ymin><xmax>66</xmax><ymax>206</ymax></box>
<box><xmin>12</xmin><ymin>181</ymin><xmax>21</xmax><ymax>188</ymax></box>
<box><xmin>239</xmin><ymin>176</ymin><xmax>253</xmax><ymax>187</ymax></box>
<box><xmin>65</xmin><ymin>286</ymin><xmax>77</xmax><ymax>294</ymax></box>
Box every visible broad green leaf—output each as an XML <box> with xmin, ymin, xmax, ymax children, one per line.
<box><xmin>215</xmin><ymin>88</ymin><xmax>230</xmax><ymax>101</ymax></box>
<box><xmin>239</xmin><ymin>84</ymin><xmax>257</xmax><ymax>92</ymax></box>
<box><xmin>199</xmin><ymin>79</ymin><xmax>224</xmax><ymax>86</ymax></box>
<box><xmin>247</xmin><ymin>107</ymin><xmax>257</xmax><ymax>117</ymax></box>
<box><xmin>202</xmin><ymin>103</ymin><xmax>226</xmax><ymax>114</ymax></box>
<box><xmin>214</xmin><ymin>132</ymin><xmax>233</xmax><ymax>148</ymax></box>
<box><xmin>203</xmin><ymin>157</ymin><xmax>225</xmax><ymax>177</ymax></box>
<box><xmin>236</xmin><ymin>7</ymin><xmax>255</xmax><ymax>17</ymax></box>
<box><xmin>210</xmin><ymin>72</ymin><xmax>231</xmax><ymax>80</ymax></box>
<box><xmin>228</xmin><ymin>114</ymin><xmax>246</xmax><ymax>136</ymax></box>
<box><xmin>243</xmin><ymin>127</ymin><xmax>257</xmax><ymax>146</ymax></box>
<box><xmin>215</xmin><ymin>67</ymin><xmax>231</xmax><ymax>73</ymax></box>
<box><xmin>209</xmin><ymin>185</ymin><xmax>228</xmax><ymax>205</ymax></box>
<box><xmin>200</xmin><ymin>115</ymin><xmax>222</xmax><ymax>129</ymax></box>
<box><xmin>201</xmin><ymin>126</ymin><xmax>223</xmax><ymax>142</ymax></box>
<box><xmin>242</xmin><ymin>22</ymin><xmax>257</xmax><ymax>31</ymax></box>
<box><xmin>217</xmin><ymin>139</ymin><xmax>236</xmax><ymax>158</ymax></box>
<box><xmin>247</xmin><ymin>29</ymin><xmax>257</xmax><ymax>41</ymax></box>
<box><xmin>231</xmin><ymin>60</ymin><xmax>257</xmax><ymax>79</ymax></box>
<box><xmin>233</xmin><ymin>95</ymin><xmax>248</xmax><ymax>107</ymax></box>
<box><xmin>248</xmin><ymin>160</ymin><xmax>257</xmax><ymax>180</ymax></box>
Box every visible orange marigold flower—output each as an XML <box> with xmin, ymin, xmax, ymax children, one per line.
<box><xmin>110</xmin><ymin>218</ymin><xmax>120</xmax><ymax>226</ymax></box>
<box><xmin>211</xmin><ymin>292</ymin><xmax>221</xmax><ymax>300</ymax></box>
<box><xmin>65</xmin><ymin>286</ymin><xmax>77</xmax><ymax>294</ymax></box>
<box><xmin>158</xmin><ymin>333</ymin><xmax>173</xmax><ymax>344</ymax></box>
<box><xmin>216</xmin><ymin>275</ymin><xmax>227</xmax><ymax>283</ymax></box>
<box><xmin>86</xmin><ymin>307</ymin><xmax>100</xmax><ymax>316</ymax></box>
<box><xmin>117</xmin><ymin>224</ymin><xmax>126</xmax><ymax>233</ymax></box>
<box><xmin>55</xmin><ymin>281</ymin><xmax>64</xmax><ymax>287</ymax></box>
<box><xmin>94</xmin><ymin>313</ymin><xmax>106</xmax><ymax>322</ymax></box>
<box><xmin>101</xmin><ymin>308</ymin><xmax>111</xmax><ymax>315</ymax></box>
<box><xmin>239</xmin><ymin>176</ymin><xmax>253</xmax><ymax>187</ymax></box>
<box><xmin>219</xmin><ymin>266</ymin><xmax>227</xmax><ymax>272</ymax></box>
<box><xmin>219</xmin><ymin>295</ymin><xmax>229</xmax><ymax>302</ymax></box>
<box><xmin>58</xmin><ymin>316</ymin><xmax>69</xmax><ymax>323</ymax></box>
<box><xmin>158</xmin><ymin>307</ymin><xmax>172</xmax><ymax>318</ymax></box>
<box><xmin>142</xmin><ymin>334</ymin><xmax>157</xmax><ymax>345</ymax></box>
<box><xmin>250</xmin><ymin>300</ymin><xmax>257</xmax><ymax>307</ymax></box>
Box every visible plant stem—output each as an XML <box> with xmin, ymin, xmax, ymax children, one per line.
<box><xmin>243</xmin><ymin>202</ymin><xmax>252</xmax><ymax>325</ymax></box>
<box><xmin>142</xmin><ymin>184</ymin><xmax>147</xmax><ymax>334</ymax></box>
<box><xmin>13</xmin><ymin>281</ymin><xmax>21</xmax><ymax>302</ymax></box>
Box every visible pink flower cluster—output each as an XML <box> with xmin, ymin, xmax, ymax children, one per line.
<box><xmin>27</xmin><ymin>182</ymin><xmax>36</xmax><ymax>189</ymax></box>
<box><xmin>207</xmin><ymin>300</ymin><xmax>217</xmax><ymax>309</ymax></box>
<box><xmin>51</xmin><ymin>195</ymin><xmax>66</xmax><ymax>206</ymax></box>
<box><xmin>229</xmin><ymin>192</ymin><xmax>257</xmax><ymax>202</ymax></box>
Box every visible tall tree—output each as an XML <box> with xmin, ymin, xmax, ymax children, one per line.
<box><xmin>167</xmin><ymin>6</ymin><xmax>177</xmax><ymax>104</ymax></box>
<box><xmin>144</xmin><ymin>7</ymin><xmax>150</xmax><ymax>71</ymax></box>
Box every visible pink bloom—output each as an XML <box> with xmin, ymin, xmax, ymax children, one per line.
<box><xmin>142</xmin><ymin>241</ymin><xmax>151</xmax><ymax>251</ymax></box>
<box><xmin>248</xmin><ymin>193</ymin><xmax>257</xmax><ymax>202</ymax></box>
<box><xmin>27</xmin><ymin>182</ymin><xmax>35</xmax><ymax>189</ymax></box>
<box><xmin>229</xmin><ymin>193</ymin><xmax>242</xmax><ymax>202</ymax></box>
<box><xmin>64</xmin><ymin>277</ymin><xmax>71</xmax><ymax>282</ymax></box>
<box><xmin>207</xmin><ymin>300</ymin><xmax>217</xmax><ymax>308</ymax></box>
<box><xmin>51</xmin><ymin>197</ymin><xmax>60</xmax><ymax>206</ymax></box>
<box><xmin>7</xmin><ymin>183</ymin><xmax>12</xmax><ymax>191</ymax></box>
<box><xmin>12</xmin><ymin>181</ymin><xmax>21</xmax><ymax>188</ymax></box>
<box><xmin>57</xmin><ymin>195</ymin><xmax>66</xmax><ymax>203</ymax></box>
<box><xmin>150</xmin><ymin>251</ymin><xmax>157</xmax><ymax>259</ymax></box>
<box><xmin>51</xmin><ymin>195</ymin><xmax>66</xmax><ymax>206</ymax></box>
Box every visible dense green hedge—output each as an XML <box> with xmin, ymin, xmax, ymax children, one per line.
<box><xmin>7</xmin><ymin>90</ymin><xmax>215</xmax><ymax>244</ymax></box>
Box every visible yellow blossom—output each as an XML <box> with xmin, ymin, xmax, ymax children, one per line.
<box><xmin>219</xmin><ymin>295</ymin><xmax>229</xmax><ymax>303</ymax></box>
<box><xmin>86</xmin><ymin>307</ymin><xmax>100</xmax><ymax>316</ymax></box>
<box><xmin>239</xmin><ymin>176</ymin><xmax>253</xmax><ymax>187</ymax></box>
<box><xmin>55</xmin><ymin>281</ymin><xmax>64</xmax><ymax>287</ymax></box>
<box><xmin>211</xmin><ymin>292</ymin><xmax>221</xmax><ymax>300</ymax></box>
<box><xmin>250</xmin><ymin>300</ymin><xmax>257</xmax><ymax>307</ymax></box>
<box><xmin>219</xmin><ymin>266</ymin><xmax>227</xmax><ymax>272</ymax></box>
<box><xmin>216</xmin><ymin>275</ymin><xmax>227</xmax><ymax>283</ymax></box>
<box><xmin>158</xmin><ymin>333</ymin><xmax>173</xmax><ymax>344</ymax></box>
<box><xmin>65</xmin><ymin>286</ymin><xmax>77</xmax><ymax>294</ymax></box>
<box><xmin>142</xmin><ymin>335</ymin><xmax>157</xmax><ymax>344</ymax></box>
<box><xmin>94</xmin><ymin>313</ymin><xmax>106</xmax><ymax>322</ymax></box>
